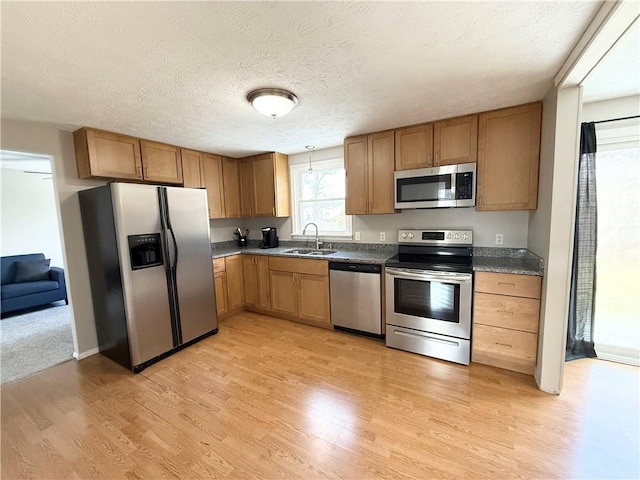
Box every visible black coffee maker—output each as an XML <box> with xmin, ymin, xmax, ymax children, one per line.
<box><xmin>261</xmin><ymin>227</ymin><xmax>278</xmax><ymax>248</ymax></box>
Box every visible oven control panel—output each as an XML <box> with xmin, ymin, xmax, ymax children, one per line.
<box><xmin>397</xmin><ymin>229</ymin><xmax>473</xmax><ymax>245</ymax></box>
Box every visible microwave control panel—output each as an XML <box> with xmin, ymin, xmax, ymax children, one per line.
<box><xmin>455</xmin><ymin>172</ymin><xmax>474</xmax><ymax>200</ymax></box>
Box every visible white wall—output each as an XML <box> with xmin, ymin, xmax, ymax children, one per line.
<box><xmin>583</xmin><ymin>95</ymin><xmax>640</xmax><ymax>150</ymax></box>
<box><xmin>231</xmin><ymin>145</ymin><xmax>530</xmax><ymax>247</ymax></box>
<box><xmin>1</xmin><ymin>118</ymin><xmax>107</xmax><ymax>358</ymax></box>
<box><xmin>1</xmin><ymin>167</ymin><xmax>64</xmax><ymax>267</ymax></box>
<box><xmin>528</xmin><ymin>86</ymin><xmax>582</xmax><ymax>394</ymax></box>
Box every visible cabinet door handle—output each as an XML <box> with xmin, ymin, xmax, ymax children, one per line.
<box><xmin>427</xmin><ymin>153</ymin><xmax>432</xmax><ymax>165</ymax></box>
<box><xmin>497</xmin><ymin>310</ymin><xmax>514</xmax><ymax>315</ymax></box>
<box><xmin>498</xmin><ymin>282</ymin><xmax>516</xmax><ymax>287</ymax></box>
<box><xmin>143</xmin><ymin>166</ymin><xmax>149</xmax><ymax>178</ymax></box>
<box><xmin>136</xmin><ymin>166</ymin><xmax>143</xmax><ymax>178</ymax></box>
<box><xmin>272</xmin><ymin>207</ymin><xmax>275</xmax><ymax>216</ymax></box>
<box><xmin>434</xmin><ymin>152</ymin><xmax>439</xmax><ymax>165</ymax></box>
<box><xmin>496</xmin><ymin>342</ymin><xmax>513</xmax><ymax>348</ymax></box>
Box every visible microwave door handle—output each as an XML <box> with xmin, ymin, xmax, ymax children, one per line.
<box><xmin>386</xmin><ymin>268</ymin><xmax>471</xmax><ymax>284</ymax></box>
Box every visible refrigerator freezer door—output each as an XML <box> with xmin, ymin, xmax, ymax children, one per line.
<box><xmin>111</xmin><ymin>183</ymin><xmax>175</xmax><ymax>366</ymax></box>
<box><xmin>165</xmin><ymin>187</ymin><xmax>218</xmax><ymax>343</ymax></box>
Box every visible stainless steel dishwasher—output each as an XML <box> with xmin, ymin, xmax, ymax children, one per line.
<box><xmin>329</xmin><ymin>262</ymin><xmax>382</xmax><ymax>337</ymax></box>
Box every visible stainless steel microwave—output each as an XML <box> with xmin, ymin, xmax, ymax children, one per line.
<box><xmin>394</xmin><ymin>163</ymin><xmax>476</xmax><ymax>209</ymax></box>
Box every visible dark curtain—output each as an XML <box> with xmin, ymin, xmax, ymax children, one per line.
<box><xmin>566</xmin><ymin>122</ymin><xmax>598</xmax><ymax>361</ymax></box>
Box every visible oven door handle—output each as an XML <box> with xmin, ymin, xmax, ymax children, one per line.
<box><xmin>385</xmin><ymin>267</ymin><xmax>472</xmax><ymax>283</ymax></box>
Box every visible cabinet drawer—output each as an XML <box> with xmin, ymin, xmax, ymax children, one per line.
<box><xmin>474</xmin><ymin>272</ymin><xmax>541</xmax><ymax>299</ymax></box>
<box><xmin>473</xmin><ymin>293</ymin><xmax>539</xmax><ymax>333</ymax></box>
<box><xmin>212</xmin><ymin>258</ymin><xmax>226</xmax><ymax>273</ymax></box>
<box><xmin>268</xmin><ymin>257</ymin><xmax>328</xmax><ymax>276</ymax></box>
<box><xmin>472</xmin><ymin>324</ymin><xmax>538</xmax><ymax>374</ymax></box>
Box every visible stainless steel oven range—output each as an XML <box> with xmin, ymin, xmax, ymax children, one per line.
<box><xmin>385</xmin><ymin>229</ymin><xmax>473</xmax><ymax>365</ymax></box>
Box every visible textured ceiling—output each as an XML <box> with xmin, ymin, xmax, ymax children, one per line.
<box><xmin>1</xmin><ymin>1</ymin><xmax>602</xmax><ymax>157</ymax></box>
<box><xmin>582</xmin><ymin>19</ymin><xmax>640</xmax><ymax>103</ymax></box>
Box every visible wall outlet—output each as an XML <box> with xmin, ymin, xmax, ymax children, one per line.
<box><xmin>380</xmin><ymin>232</ymin><xmax>386</xmax><ymax>242</ymax></box>
<box><xmin>355</xmin><ymin>231</ymin><xmax>361</xmax><ymax>241</ymax></box>
<box><xmin>495</xmin><ymin>234</ymin><xmax>504</xmax><ymax>245</ymax></box>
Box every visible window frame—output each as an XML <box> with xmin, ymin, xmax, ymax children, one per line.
<box><xmin>290</xmin><ymin>157</ymin><xmax>353</xmax><ymax>239</ymax></box>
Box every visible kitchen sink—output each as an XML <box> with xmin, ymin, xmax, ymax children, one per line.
<box><xmin>282</xmin><ymin>248</ymin><xmax>336</xmax><ymax>256</ymax></box>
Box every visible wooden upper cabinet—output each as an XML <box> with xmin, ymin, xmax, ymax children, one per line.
<box><xmin>368</xmin><ymin>131</ymin><xmax>395</xmax><ymax>214</ymax></box>
<box><xmin>222</xmin><ymin>157</ymin><xmax>241</xmax><ymax>218</ymax></box>
<box><xmin>345</xmin><ymin>132</ymin><xmax>395</xmax><ymax>215</ymax></box>
<box><xmin>433</xmin><ymin>114</ymin><xmax>478</xmax><ymax>166</ymax></box>
<box><xmin>238</xmin><ymin>152</ymin><xmax>290</xmax><ymax>218</ymax></box>
<box><xmin>252</xmin><ymin>153</ymin><xmax>277</xmax><ymax>217</ymax></box>
<box><xmin>74</xmin><ymin>128</ymin><xmax>143</xmax><ymax>180</ymax></box>
<box><xmin>181</xmin><ymin>149</ymin><xmax>204</xmax><ymax>188</ymax></box>
<box><xmin>239</xmin><ymin>158</ymin><xmax>254</xmax><ymax>217</ymax></box>
<box><xmin>395</xmin><ymin>123</ymin><xmax>434</xmax><ymax>170</ymax></box>
<box><xmin>477</xmin><ymin>103</ymin><xmax>542</xmax><ymax>211</ymax></box>
<box><xmin>140</xmin><ymin>140</ymin><xmax>183</xmax><ymax>184</ymax></box>
<box><xmin>345</xmin><ymin>135</ymin><xmax>368</xmax><ymax>215</ymax></box>
<box><xmin>201</xmin><ymin>153</ymin><xmax>225</xmax><ymax>219</ymax></box>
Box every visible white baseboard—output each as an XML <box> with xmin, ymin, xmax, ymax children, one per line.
<box><xmin>597</xmin><ymin>344</ymin><xmax>640</xmax><ymax>367</ymax></box>
<box><xmin>597</xmin><ymin>352</ymin><xmax>640</xmax><ymax>367</ymax></box>
<box><xmin>73</xmin><ymin>347</ymin><xmax>100</xmax><ymax>360</ymax></box>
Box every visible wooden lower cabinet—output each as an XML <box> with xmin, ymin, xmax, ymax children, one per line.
<box><xmin>214</xmin><ymin>254</ymin><xmax>330</xmax><ymax>328</ymax></box>
<box><xmin>213</xmin><ymin>272</ymin><xmax>228</xmax><ymax>317</ymax></box>
<box><xmin>242</xmin><ymin>255</ymin><xmax>271</xmax><ymax>312</ymax></box>
<box><xmin>472</xmin><ymin>272</ymin><xmax>542</xmax><ymax>375</ymax></box>
<box><xmin>268</xmin><ymin>257</ymin><xmax>331</xmax><ymax>327</ymax></box>
<box><xmin>212</xmin><ymin>255</ymin><xmax>243</xmax><ymax>319</ymax></box>
<box><xmin>297</xmin><ymin>274</ymin><xmax>330</xmax><ymax>324</ymax></box>
<box><xmin>269</xmin><ymin>270</ymin><xmax>297</xmax><ymax>317</ymax></box>
<box><xmin>225</xmin><ymin>256</ymin><xmax>244</xmax><ymax>311</ymax></box>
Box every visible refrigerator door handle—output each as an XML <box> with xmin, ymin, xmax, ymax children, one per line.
<box><xmin>159</xmin><ymin>187</ymin><xmax>183</xmax><ymax>346</ymax></box>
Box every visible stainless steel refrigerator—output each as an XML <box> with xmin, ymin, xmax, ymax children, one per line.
<box><xmin>79</xmin><ymin>182</ymin><xmax>218</xmax><ymax>372</ymax></box>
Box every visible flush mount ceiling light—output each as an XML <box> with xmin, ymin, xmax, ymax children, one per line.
<box><xmin>247</xmin><ymin>88</ymin><xmax>299</xmax><ymax>119</ymax></box>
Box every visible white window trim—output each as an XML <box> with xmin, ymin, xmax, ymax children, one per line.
<box><xmin>290</xmin><ymin>157</ymin><xmax>353</xmax><ymax>239</ymax></box>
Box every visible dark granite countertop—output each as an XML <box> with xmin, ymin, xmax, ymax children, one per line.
<box><xmin>211</xmin><ymin>242</ymin><xmax>544</xmax><ymax>275</ymax></box>
<box><xmin>211</xmin><ymin>241</ymin><xmax>395</xmax><ymax>265</ymax></box>
<box><xmin>472</xmin><ymin>248</ymin><xmax>544</xmax><ymax>276</ymax></box>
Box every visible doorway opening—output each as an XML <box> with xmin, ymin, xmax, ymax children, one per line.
<box><xmin>593</xmin><ymin>124</ymin><xmax>640</xmax><ymax>364</ymax></box>
<box><xmin>576</xmin><ymin>19</ymin><xmax>640</xmax><ymax>366</ymax></box>
<box><xmin>0</xmin><ymin>149</ymin><xmax>74</xmax><ymax>384</ymax></box>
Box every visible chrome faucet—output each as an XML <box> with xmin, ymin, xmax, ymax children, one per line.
<box><xmin>302</xmin><ymin>222</ymin><xmax>323</xmax><ymax>250</ymax></box>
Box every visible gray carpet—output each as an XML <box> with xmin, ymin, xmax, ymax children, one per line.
<box><xmin>1</xmin><ymin>302</ymin><xmax>74</xmax><ymax>385</ymax></box>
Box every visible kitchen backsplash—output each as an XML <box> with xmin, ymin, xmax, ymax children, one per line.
<box><xmin>211</xmin><ymin>208</ymin><xmax>530</xmax><ymax>248</ymax></box>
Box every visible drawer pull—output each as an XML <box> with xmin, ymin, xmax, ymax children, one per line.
<box><xmin>496</xmin><ymin>342</ymin><xmax>513</xmax><ymax>348</ymax></box>
<box><xmin>497</xmin><ymin>310</ymin><xmax>514</xmax><ymax>315</ymax></box>
<box><xmin>498</xmin><ymin>282</ymin><xmax>516</xmax><ymax>287</ymax></box>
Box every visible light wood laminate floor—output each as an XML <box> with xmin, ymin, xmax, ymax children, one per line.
<box><xmin>2</xmin><ymin>312</ymin><xmax>638</xmax><ymax>479</ymax></box>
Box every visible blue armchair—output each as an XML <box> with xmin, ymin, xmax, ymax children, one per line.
<box><xmin>1</xmin><ymin>254</ymin><xmax>68</xmax><ymax>315</ymax></box>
